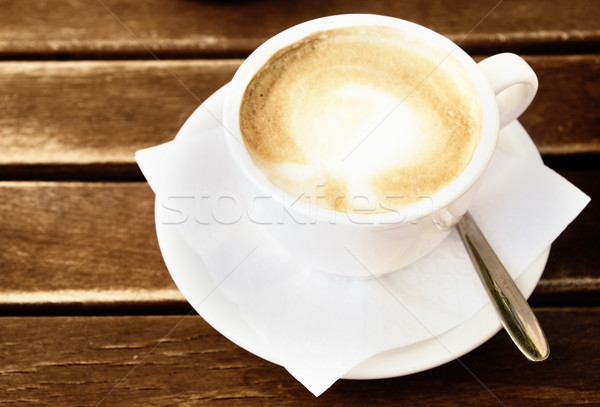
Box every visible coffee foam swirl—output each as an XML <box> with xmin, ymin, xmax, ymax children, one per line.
<box><xmin>240</xmin><ymin>26</ymin><xmax>482</xmax><ymax>213</ymax></box>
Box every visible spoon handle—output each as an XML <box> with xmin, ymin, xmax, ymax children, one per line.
<box><xmin>456</xmin><ymin>212</ymin><xmax>549</xmax><ymax>361</ymax></box>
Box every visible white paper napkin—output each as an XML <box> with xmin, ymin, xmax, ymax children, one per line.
<box><xmin>136</xmin><ymin>121</ymin><xmax>589</xmax><ymax>396</ymax></box>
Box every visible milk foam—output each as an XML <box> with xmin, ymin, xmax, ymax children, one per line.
<box><xmin>239</xmin><ymin>26</ymin><xmax>482</xmax><ymax>213</ymax></box>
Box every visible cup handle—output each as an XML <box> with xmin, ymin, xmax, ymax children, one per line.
<box><xmin>477</xmin><ymin>53</ymin><xmax>538</xmax><ymax>129</ymax></box>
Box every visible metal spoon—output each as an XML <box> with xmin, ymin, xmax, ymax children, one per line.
<box><xmin>456</xmin><ymin>211</ymin><xmax>549</xmax><ymax>361</ymax></box>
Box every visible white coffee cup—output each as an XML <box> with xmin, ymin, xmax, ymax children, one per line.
<box><xmin>222</xmin><ymin>14</ymin><xmax>538</xmax><ymax>277</ymax></box>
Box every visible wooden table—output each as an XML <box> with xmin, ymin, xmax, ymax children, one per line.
<box><xmin>1</xmin><ymin>1</ymin><xmax>598</xmax><ymax>405</ymax></box>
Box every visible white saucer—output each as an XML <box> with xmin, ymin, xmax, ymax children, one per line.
<box><xmin>155</xmin><ymin>84</ymin><xmax>549</xmax><ymax>380</ymax></box>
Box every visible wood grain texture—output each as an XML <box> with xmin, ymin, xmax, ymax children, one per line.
<box><xmin>0</xmin><ymin>309</ymin><xmax>598</xmax><ymax>405</ymax></box>
<box><xmin>519</xmin><ymin>55</ymin><xmax>600</xmax><ymax>156</ymax></box>
<box><xmin>0</xmin><ymin>60</ymin><xmax>240</xmax><ymax>165</ymax></box>
<box><xmin>0</xmin><ymin>177</ymin><xmax>596</xmax><ymax>310</ymax></box>
<box><xmin>1</xmin><ymin>55</ymin><xmax>598</xmax><ymax>170</ymax></box>
<box><xmin>0</xmin><ymin>182</ymin><xmax>174</xmax><ymax>296</ymax></box>
<box><xmin>1</xmin><ymin>0</ymin><xmax>599</xmax><ymax>58</ymax></box>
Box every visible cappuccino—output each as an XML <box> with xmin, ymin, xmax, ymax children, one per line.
<box><xmin>239</xmin><ymin>25</ymin><xmax>482</xmax><ymax>213</ymax></box>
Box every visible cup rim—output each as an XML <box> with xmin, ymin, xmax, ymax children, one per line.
<box><xmin>223</xmin><ymin>13</ymin><xmax>499</xmax><ymax>227</ymax></box>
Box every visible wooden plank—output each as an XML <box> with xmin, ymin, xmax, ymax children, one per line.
<box><xmin>0</xmin><ymin>177</ymin><xmax>596</xmax><ymax>310</ymax></box>
<box><xmin>0</xmin><ymin>308</ymin><xmax>599</xmax><ymax>405</ymax></box>
<box><xmin>0</xmin><ymin>56</ymin><xmax>598</xmax><ymax>171</ymax></box>
<box><xmin>1</xmin><ymin>0</ymin><xmax>599</xmax><ymax>58</ymax></box>
<box><xmin>519</xmin><ymin>55</ymin><xmax>600</xmax><ymax>156</ymax></box>
<box><xmin>0</xmin><ymin>182</ymin><xmax>180</xmax><ymax>309</ymax></box>
<box><xmin>0</xmin><ymin>60</ymin><xmax>240</xmax><ymax>166</ymax></box>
